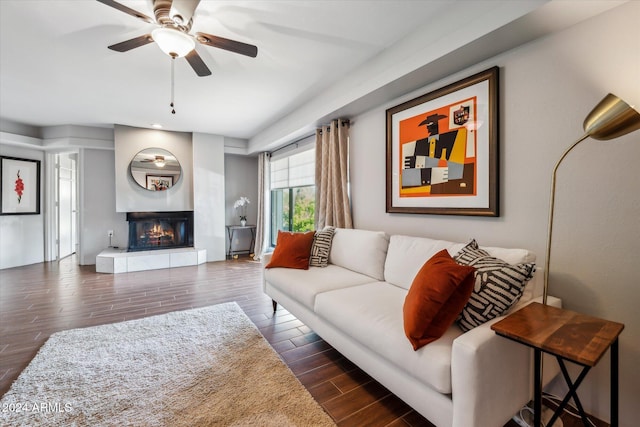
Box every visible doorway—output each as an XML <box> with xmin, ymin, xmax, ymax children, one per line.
<box><xmin>57</xmin><ymin>153</ymin><xmax>78</xmax><ymax>259</ymax></box>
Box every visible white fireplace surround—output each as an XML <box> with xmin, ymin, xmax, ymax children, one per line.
<box><xmin>111</xmin><ymin>126</ymin><xmax>227</xmax><ymax>263</ymax></box>
<box><xmin>96</xmin><ymin>247</ymin><xmax>206</xmax><ymax>274</ymax></box>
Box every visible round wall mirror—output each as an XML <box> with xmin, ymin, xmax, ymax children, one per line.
<box><xmin>129</xmin><ymin>148</ymin><xmax>181</xmax><ymax>191</ymax></box>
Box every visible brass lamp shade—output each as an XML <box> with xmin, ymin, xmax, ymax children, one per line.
<box><xmin>543</xmin><ymin>93</ymin><xmax>640</xmax><ymax>304</ymax></box>
<box><xmin>583</xmin><ymin>93</ymin><xmax>640</xmax><ymax>140</ymax></box>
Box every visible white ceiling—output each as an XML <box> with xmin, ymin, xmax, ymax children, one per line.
<box><xmin>0</xmin><ymin>1</ymin><xmax>627</xmax><ymax>153</ymax></box>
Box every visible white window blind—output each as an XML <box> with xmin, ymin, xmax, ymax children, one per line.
<box><xmin>270</xmin><ymin>148</ymin><xmax>315</xmax><ymax>189</ymax></box>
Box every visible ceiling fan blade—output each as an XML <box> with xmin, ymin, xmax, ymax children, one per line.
<box><xmin>195</xmin><ymin>32</ymin><xmax>258</xmax><ymax>58</ymax></box>
<box><xmin>96</xmin><ymin>0</ymin><xmax>155</xmax><ymax>24</ymax></box>
<box><xmin>185</xmin><ymin>50</ymin><xmax>212</xmax><ymax>76</ymax></box>
<box><xmin>108</xmin><ymin>34</ymin><xmax>154</xmax><ymax>52</ymax></box>
<box><xmin>170</xmin><ymin>0</ymin><xmax>200</xmax><ymax>26</ymax></box>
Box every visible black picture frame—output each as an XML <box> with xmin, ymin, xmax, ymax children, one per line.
<box><xmin>1</xmin><ymin>156</ymin><xmax>41</xmax><ymax>215</ymax></box>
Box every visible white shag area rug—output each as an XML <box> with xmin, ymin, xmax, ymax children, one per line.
<box><xmin>0</xmin><ymin>302</ymin><xmax>336</xmax><ymax>426</ymax></box>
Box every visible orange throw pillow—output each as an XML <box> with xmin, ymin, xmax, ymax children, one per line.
<box><xmin>265</xmin><ymin>230</ymin><xmax>316</xmax><ymax>270</ymax></box>
<box><xmin>403</xmin><ymin>249</ymin><xmax>475</xmax><ymax>351</ymax></box>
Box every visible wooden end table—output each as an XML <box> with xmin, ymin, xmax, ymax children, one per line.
<box><xmin>491</xmin><ymin>302</ymin><xmax>624</xmax><ymax>427</ymax></box>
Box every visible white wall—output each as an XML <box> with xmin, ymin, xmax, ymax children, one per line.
<box><xmin>193</xmin><ymin>133</ymin><xmax>226</xmax><ymax>262</ymax></box>
<box><xmin>224</xmin><ymin>154</ymin><xmax>258</xmax><ymax>256</ymax></box>
<box><xmin>78</xmin><ymin>148</ymin><xmax>126</xmax><ymax>265</ymax></box>
<box><xmin>350</xmin><ymin>3</ymin><xmax>639</xmax><ymax>424</ymax></box>
<box><xmin>0</xmin><ymin>144</ymin><xmax>44</xmax><ymax>269</ymax></box>
<box><xmin>114</xmin><ymin>125</ymin><xmax>193</xmax><ymax>212</ymax></box>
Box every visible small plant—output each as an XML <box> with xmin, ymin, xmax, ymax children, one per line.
<box><xmin>233</xmin><ymin>197</ymin><xmax>250</xmax><ymax>223</ymax></box>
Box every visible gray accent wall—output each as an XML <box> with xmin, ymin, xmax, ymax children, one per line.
<box><xmin>349</xmin><ymin>4</ymin><xmax>639</xmax><ymax>424</ymax></box>
<box><xmin>79</xmin><ymin>148</ymin><xmax>126</xmax><ymax>265</ymax></box>
<box><xmin>224</xmin><ymin>154</ymin><xmax>258</xmax><ymax>256</ymax></box>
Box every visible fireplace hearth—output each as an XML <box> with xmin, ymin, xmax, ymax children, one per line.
<box><xmin>126</xmin><ymin>211</ymin><xmax>194</xmax><ymax>252</ymax></box>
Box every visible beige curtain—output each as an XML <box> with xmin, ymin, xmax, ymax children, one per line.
<box><xmin>315</xmin><ymin>119</ymin><xmax>353</xmax><ymax>229</ymax></box>
<box><xmin>252</xmin><ymin>152</ymin><xmax>269</xmax><ymax>260</ymax></box>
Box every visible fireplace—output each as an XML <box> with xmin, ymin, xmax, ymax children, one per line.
<box><xmin>126</xmin><ymin>211</ymin><xmax>194</xmax><ymax>252</ymax></box>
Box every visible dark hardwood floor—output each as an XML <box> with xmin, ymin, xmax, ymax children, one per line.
<box><xmin>0</xmin><ymin>256</ymin><xmax>606</xmax><ymax>427</ymax></box>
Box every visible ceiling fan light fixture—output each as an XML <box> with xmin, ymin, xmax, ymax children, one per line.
<box><xmin>152</xmin><ymin>27</ymin><xmax>195</xmax><ymax>58</ymax></box>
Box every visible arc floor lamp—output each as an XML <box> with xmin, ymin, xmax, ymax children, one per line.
<box><xmin>543</xmin><ymin>93</ymin><xmax>640</xmax><ymax>304</ymax></box>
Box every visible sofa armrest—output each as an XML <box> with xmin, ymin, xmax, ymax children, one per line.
<box><xmin>450</xmin><ymin>296</ymin><xmax>562</xmax><ymax>427</ymax></box>
<box><xmin>262</xmin><ymin>252</ymin><xmax>273</xmax><ymax>266</ymax></box>
<box><xmin>261</xmin><ymin>253</ymin><xmax>273</xmax><ymax>292</ymax></box>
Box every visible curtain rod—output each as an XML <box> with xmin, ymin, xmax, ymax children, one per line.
<box><xmin>270</xmin><ymin>133</ymin><xmax>315</xmax><ymax>156</ymax></box>
<box><xmin>317</xmin><ymin>119</ymin><xmax>351</xmax><ymax>133</ymax></box>
<box><xmin>320</xmin><ymin>119</ymin><xmax>350</xmax><ymax>128</ymax></box>
<box><xmin>269</xmin><ymin>119</ymin><xmax>352</xmax><ymax>155</ymax></box>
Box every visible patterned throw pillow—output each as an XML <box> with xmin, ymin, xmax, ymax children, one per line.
<box><xmin>454</xmin><ymin>239</ymin><xmax>535</xmax><ymax>331</ymax></box>
<box><xmin>309</xmin><ymin>227</ymin><xmax>335</xmax><ymax>267</ymax></box>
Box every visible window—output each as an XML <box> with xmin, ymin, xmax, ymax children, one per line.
<box><xmin>270</xmin><ymin>147</ymin><xmax>315</xmax><ymax>246</ymax></box>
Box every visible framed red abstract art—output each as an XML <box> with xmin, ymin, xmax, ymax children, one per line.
<box><xmin>1</xmin><ymin>156</ymin><xmax>41</xmax><ymax>215</ymax></box>
<box><xmin>386</xmin><ymin>67</ymin><xmax>499</xmax><ymax>216</ymax></box>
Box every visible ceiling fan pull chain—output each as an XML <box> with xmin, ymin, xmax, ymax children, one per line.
<box><xmin>170</xmin><ymin>54</ymin><xmax>176</xmax><ymax>114</ymax></box>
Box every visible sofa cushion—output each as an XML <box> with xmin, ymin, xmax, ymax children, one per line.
<box><xmin>264</xmin><ymin>265</ymin><xmax>376</xmax><ymax>309</ymax></box>
<box><xmin>329</xmin><ymin>228</ymin><xmax>389</xmax><ymax>280</ymax></box>
<box><xmin>404</xmin><ymin>250</ymin><xmax>475</xmax><ymax>350</ymax></box>
<box><xmin>315</xmin><ymin>282</ymin><xmax>463</xmax><ymax>394</ymax></box>
<box><xmin>309</xmin><ymin>227</ymin><xmax>335</xmax><ymax>268</ymax></box>
<box><xmin>384</xmin><ymin>235</ymin><xmax>536</xmax><ymax>292</ymax></box>
<box><xmin>265</xmin><ymin>230</ymin><xmax>315</xmax><ymax>270</ymax></box>
<box><xmin>385</xmin><ymin>235</ymin><xmax>463</xmax><ymax>290</ymax></box>
<box><xmin>454</xmin><ymin>239</ymin><xmax>536</xmax><ymax>331</ymax></box>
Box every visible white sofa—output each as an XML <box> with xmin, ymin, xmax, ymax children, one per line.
<box><xmin>262</xmin><ymin>228</ymin><xmax>560</xmax><ymax>427</ymax></box>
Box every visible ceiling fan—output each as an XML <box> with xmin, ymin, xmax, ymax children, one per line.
<box><xmin>97</xmin><ymin>0</ymin><xmax>258</xmax><ymax>77</ymax></box>
<box><xmin>140</xmin><ymin>155</ymin><xmax>166</xmax><ymax>167</ymax></box>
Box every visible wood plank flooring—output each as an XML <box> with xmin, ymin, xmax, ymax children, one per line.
<box><xmin>0</xmin><ymin>256</ymin><xmax>607</xmax><ymax>427</ymax></box>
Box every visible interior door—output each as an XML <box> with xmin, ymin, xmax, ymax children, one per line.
<box><xmin>58</xmin><ymin>153</ymin><xmax>77</xmax><ymax>259</ymax></box>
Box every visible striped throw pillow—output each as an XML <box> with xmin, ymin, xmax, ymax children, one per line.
<box><xmin>309</xmin><ymin>227</ymin><xmax>335</xmax><ymax>267</ymax></box>
<box><xmin>454</xmin><ymin>239</ymin><xmax>535</xmax><ymax>331</ymax></box>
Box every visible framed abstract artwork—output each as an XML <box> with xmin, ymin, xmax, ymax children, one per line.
<box><xmin>1</xmin><ymin>156</ymin><xmax>41</xmax><ymax>215</ymax></box>
<box><xmin>386</xmin><ymin>66</ymin><xmax>499</xmax><ymax>216</ymax></box>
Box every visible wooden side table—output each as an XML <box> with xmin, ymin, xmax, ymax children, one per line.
<box><xmin>491</xmin><ymin>302</ymin><xmax>624</xmax><ymax>427</ymax></box>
